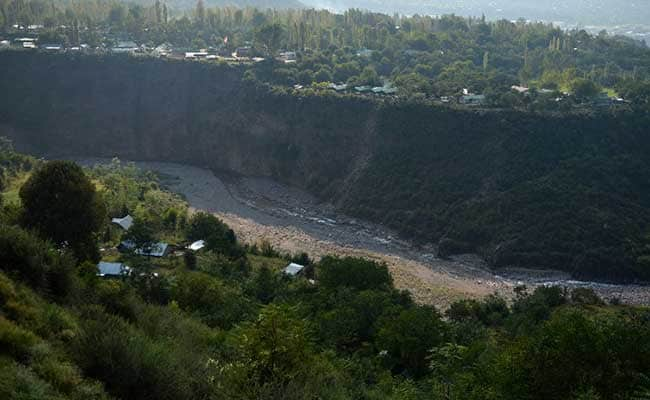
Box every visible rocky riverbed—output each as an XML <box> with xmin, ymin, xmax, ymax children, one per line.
<box><xmin>77</xmin><ymin>158</ymin><xmax>650</xmax><ymax>308</ymax></box>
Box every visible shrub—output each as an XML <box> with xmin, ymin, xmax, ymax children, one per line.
<box><xmin>0</xmin><ymin>225</ymin><xmax>76</xmax><ymax>298</ymax></box>
<box><xmin>0</xmin><ymin>316</ymin><xmax>39</xmax><ymax>360</ymax></box>
<box><xmin>376</xmin><ymin>306</ymin><xmax>447</xmax><ymax>377</ymax></box>
<box><xmin>186</xmin><ymin>212</ymin><xmax>242</xmax><ymax>258</ymax></box>
<box><xmin>317</xmin><ymin>256</ymin><xmax>393</xmax><ymax>292</ymax></box>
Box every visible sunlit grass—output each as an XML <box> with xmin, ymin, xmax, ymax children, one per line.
<box><xmin>2</xmin><ymin>172</ymin><xmax>31</xmax><ymax>206</ymax></box>
<box><xmin>248</xmin><ymin>254</ymin><xmax>288</xmax><ymax>271</ymax></box>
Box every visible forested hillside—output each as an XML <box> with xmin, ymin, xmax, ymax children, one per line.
<box><xmin>2</xmin><ymin>51</ymin><xmax>650</xmax><ymax>282</ymax></box>
<box><xmin>3</xmin><ymin>145</ymin><xmax>650</xmax><ymax>399</ymax></box>
<box><xmin>3</xmin><ymin>2</ymin><xmax>650</xmax><ymax>103</ymax></box>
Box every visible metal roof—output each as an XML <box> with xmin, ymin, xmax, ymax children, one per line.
<box><xmin>97</xmin><ymin>262</ymin><xmax>130</xmax><ymax>277</ymax></box>
<box><xmin>136</xmin><ymin>242</ymin><xmax>169</xmax><ymax>257</ymax></box>
<box><xmin>111</xmin><ymin>215</ymin><xmax>134</xmax><ymax>231</ymax></box>
<box><xmin>188</xmin><ymin>240</ymin><xmax>206</xmax><ymax>251</ymax></box>
<box><xmin>119</xmin><ymin>240</ymin><xmax>169</xmax><ymax>257</ymax></box>
<box><xmin>283</xmin><ymin>263</ymin><xmax>305</xmax><ymax>276</ymax></box>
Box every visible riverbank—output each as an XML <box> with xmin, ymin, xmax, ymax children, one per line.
<box><xmin>76</xmin><ymin>158</ymin><xmax>650</xmax><ymax>308</ymax></box>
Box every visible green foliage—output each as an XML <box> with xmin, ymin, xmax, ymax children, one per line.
<box><xmin>254</xmin><ymin>23</ymin><xmax>285</xmax><ymax>56</ymax></box>
<box><xmin>216</xmin><ymin>304</ymin><xmax>317</xmax><ymax>399</ymax></box>
<box><xmin>171</xmin><ymin>271</ymin><xmax>254</xmax><ymax>328</ymax></box>
<box><xmin>446</xmin><ymin>294</ymin><xmax>510</xmax><ymax>327</ymax></box>
<box><xmin>317</xmin><ymin>256</ymin><xmax>392</xmax><ymax>292</ymax></box>
<box><xmin>570</xmin><ymin>287</ymin><xmax>605</xmax><ymax>306</ymax></box>
<box><xmin>3</xmin><ymin>146</ymin><xmax>650</xmax><ymax>399</ymax></box>
<box><xmin>20</xmin><ymin>161</ymin><xmax>106</xmax><ymax>263</ymax></box>
<box><xmin>183</xmin><ymin>251</ymin><xmax>197</xmax><ymax>270</ymax></box>
<box><xmin>0</xmin><ymin>225</ymin><xmax>77</xmax><ymax>298</ymax></box>
<box><xmin>376</xmin><ymin>306</ymin><xmax>447</xmax><ymax>377</ymax></box>
<box><xmin>248</xmin><ymin>265</ymin><xmax>282</xmax><ymax>304</ymax></box>
<box><xmin>0</xmin><ymin>316</ymin><xmax>39</xmax><ymax>360</ymax></box>
<box><xmin>570</xmin><ymin>78</ymin><xmax>600</xmax><ymax>99</ymax></box>
<box><xmin>187</xmin><ymin>212</ymin><xmax>242</xmax><ymax>258</ymax></box>
<box><xmin>73</xmin><ymin>306</ymin><xmax>210</xmax><ymax>400</ymax></box>
<box><xmin>123</xmin><ymin>216</ymin><xmax>157</xmax><ymax>253</ymax></box>
<box><xmin>496</xmin><ymin>308</ymin><xmax>650</xmax><ymax>399</ymax></box>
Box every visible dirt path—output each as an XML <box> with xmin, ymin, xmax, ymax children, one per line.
<box><xmin>76</xmin><ymin>158</ymin><xmax>650</xmax><ymax>309</ymax></box>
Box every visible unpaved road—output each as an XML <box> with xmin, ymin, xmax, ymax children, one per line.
<box><xmin>77</xmin><ymin>158</ymin><xmax>650</xmax><ymax>308</ymax></box>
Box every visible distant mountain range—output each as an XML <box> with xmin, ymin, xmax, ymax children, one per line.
<box><xmin>302</xmin><ymin>0</ymin><xmax>650</xmax><ymax>26</ymax></box>
<box><xmin>159</xmin><ymin>0</ymin><xmax>649</xmax><ymax>34</ymax></box>
<box><xmin>163</xmin><ymin>0</ymin><xmax>305</xmax><ymax>11</ymax></box>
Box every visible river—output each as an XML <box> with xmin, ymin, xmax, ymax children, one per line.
<box><xmin>77</xmin><ymin>158</ymin><xmax>650</xmax><ymax>308</ymax></box>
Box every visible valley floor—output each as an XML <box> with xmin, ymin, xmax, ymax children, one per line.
<box><xmin>75</xmin><ymin>158</ymin><xmax>650</xmax><ymax>308</ymax></box>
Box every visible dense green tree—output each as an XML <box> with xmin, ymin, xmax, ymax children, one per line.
<box><xmin>317</xmin><ymin>256</ymin><xmax>392</xmax><ymax>291</ymax></box>
<box><xmin>171</xmin><ymin>271</ymin><xmax>253</xmax><ymax>328</ymax></box>
<box><xmin>217</xmin><ymin>305</ymin><xmax>315</xmax><ymax>399</ymax></box>
<box><xmin>254</xmin><ymin>23</ymin><xmax>284</xmax><ymax>57</ymax></box>
<box><xmin>249</xmin><ymin>265</ymin><xmax>279</xmax><ymax>304</ymax></box>
<box><xmin>570</xmin><ymin>78</ymin><xmax>600</xmax><ymax>99</ymax></box>
<box><xmin>123</xmin><ymin>216</ymin><xmax>157</xmax><ymax>254</ymax></box>
<box><xmin>19</xmin><ymin>160</ymin><xmax>105</xmax><ymax>263</ymax></box>
<box><xmin>186</xmin><ymin>211</ymin><xmax>241</xmax><ymax>257</ymax></box>
<box><xmin>377</xmin><ymin>306</ymin><xmax>447</xmax><ymax>377</ymax></box>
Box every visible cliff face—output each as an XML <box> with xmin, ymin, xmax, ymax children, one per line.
<box><xmin>0</xmin><ymin>52</ymin><xmax>374</xmax><ymax>199</ymax></box>
<box><xmin>3</xmin><ymin>51</ymin><xmax>650</xmax><ymax>282</ymax></box>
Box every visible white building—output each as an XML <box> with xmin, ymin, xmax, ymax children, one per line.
<box><xmin>97</xmin><ymin>262</ymin><xmax>131</xmax><ymax>277</ymax></box>
<box><xmin>111</xmin><ymin>215</ymin><xmax>134</xmax><ymax>231</ymax></box>
<box><xmin>283</xmin><ymin>262</ymin><xmax>305</xmax><ymax>277</ymax></box>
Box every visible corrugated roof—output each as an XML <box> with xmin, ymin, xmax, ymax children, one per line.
<box><xmin>119</xmin><ymin>241</ymin><xmax>169</xmax><ymax>257</ymax></box>
<box><xmin>135</xmin><ymin>242</ymin><xmax>168</xmax><ymax>257</ymax></box>
<box><xmin>97</xmin><ymin>262</ymin><xmax>130</xmax><ymax>277</ymax></box>
<box><xmin>111</xmin><ymin>215</ymin><xmax>134</xmax><ymax>230</ymax></box>
<box><xmin>283</xmin><ymin>263</ymin><xmax>305</xmax><ymax>276</ymax></box>
<box><xmin>188</xmin><ymin>240</ymin><xmax>206</xmax><ymax>251</ymax></box>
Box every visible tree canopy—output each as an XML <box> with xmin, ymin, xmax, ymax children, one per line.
<box><xmin>19</xmin><ymin>160</ymin><xmax>105</xmax><ymax>262</ymax></box>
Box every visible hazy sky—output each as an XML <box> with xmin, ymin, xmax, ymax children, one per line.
<box><xmin>302</xmin><ymin>0</ymin><xmax>650</xmax><ymax>26</ymax></box>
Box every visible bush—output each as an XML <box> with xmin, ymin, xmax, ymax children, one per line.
<box><xmin>171</xmin><ymin>271</ymin><xmax>254</xmax><ymax>328</ymax></box>
<box><xmin>570</xmin><ymin>288</ymin><xmax>604</xmax><ymax>306</ymax></box>
<box><xmin>216</xmin><ymin>305</ymin><xmax>315</xmax><ymax>399</ymax></box>
<box><xmin>317</xmin><ymin>256</ymin><xmax>393</xmax><ymax>292</ymax></box>
<box><xmin>0</xmin><ymin>225</ymin><xmax>76</xmax><ymax>298</ymax></box>
<box><xmin>186</xmin><ymin>212</ymin><xmax>242</xmax><ymax>258</ymax></box>
<box><xmin>0</xmin><ymin>316</ymin><xmax>39</xmax><ymax>360</ymax></box>
<box><xmin>376</xmin><ymin>306</ymin><xmax>447</xmax><ymax>377</ymax></box>
<box><xmin>0</xmin><ymin>360</ymin><xmax>61</xmax><ymax>400</ymax></box>
<box><xmin>73</xmin><ymin>307</ymin><xmax>206</xmax><ymax>400</ymax></box>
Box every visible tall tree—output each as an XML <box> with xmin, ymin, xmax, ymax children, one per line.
<box><xmin>254</xmin><ymin>22</ymin><xmax>284</xmax><ymax>56</ymax></box>
<box><xmin>19</xmin><ymin>160</ymin><xmax>106</xmax><ymax>262</ymax></box>
<box><xmin>154</xmin><ymin>0</ymin><xmax>161</xmax><ymax>24</ymax></box>
<box><xmin>195</xmin><ymin>0</ymin><xmax>205</xmax><ymax>27</ymax></box>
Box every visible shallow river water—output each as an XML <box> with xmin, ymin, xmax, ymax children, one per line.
<box><xmin>75</xmin><ymin>158</ymin><xmax>650</xmax><ymax>307</ymax></box>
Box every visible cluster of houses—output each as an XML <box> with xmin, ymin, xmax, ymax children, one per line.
<box><xmin>97</xmin><ymin>214</ymin><xmax>189</xmax><ymax>278</ymax></box>
<box><xmin>291</xmin><ymin>81</ymin><xmax>399</xmax><ymax>96</ymax></box>
<box><xmin>510</xmin><ymin>85</ymin><xmax>628</xmax><ymax>107</ymax></box>
<box><xmin>182</xmin><ymin>46</ymin><xmax>266</xmax><ymax>63</ymax></box>
<box><xmin>97</xmin><ymin>214</ymin><xmax>308</xmax><ymax>280</ymax></box>
<box><xmin>2</xmin><ymin>30</ymin><xmax>629</xmax><ymax>108</ymax></box>
<box><xmin>0</xmin><ymin>37</ymin><xmax>90</xmax><ymax>51</ymax></box>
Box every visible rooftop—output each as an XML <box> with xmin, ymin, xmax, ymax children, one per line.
<box><xmin>97</xmin><ymin>262</ymin><xmax>130</xmax><ymax>277</ymax></box>
<box><xmin>283</xmin><ymin>262</ymin><xmax>305</xmax><ymax>276</ymax></box>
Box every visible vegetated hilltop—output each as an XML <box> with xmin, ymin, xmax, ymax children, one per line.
<box><xmin>2</xmin><ymin>51</ymin><xmax>650</xmax><ymax>282</ymax></box>
<box><xmin>3</xmin><ymin>145</ymin><xmax>650</xmax><ymax>399</ymax></box>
